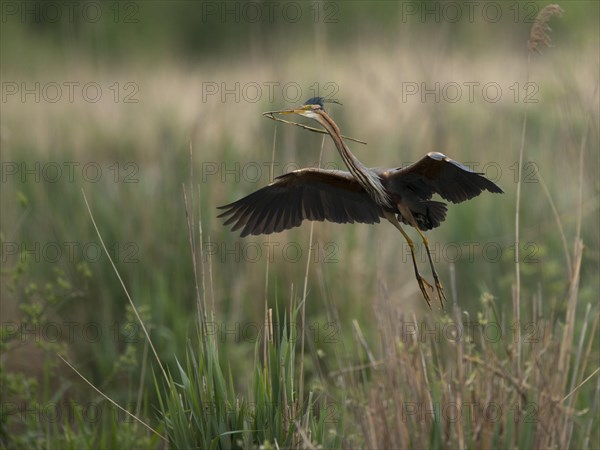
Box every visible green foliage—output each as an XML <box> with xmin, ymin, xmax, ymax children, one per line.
<box><xmin>0</xmin><ymin>224</ymin><xmax>157</xmax><ymax>449</ymax></box>
<box><xmin>155</xmin><ymin>306</ymin><xmax>342</xmax><ymax>449</ymax></box>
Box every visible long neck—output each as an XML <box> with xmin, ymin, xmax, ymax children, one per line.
<box><xmin>317</xmin><ymin>111</ymin><xmax>391</xmax><ymax>207</ymax></box>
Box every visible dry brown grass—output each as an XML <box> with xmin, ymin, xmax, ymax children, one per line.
<box><xmin>528</xmin><ymin>5</ymin><xmax>566</xmax><ymax>54</ymax></box>
<box><xmin>331</xmin><ymin>6</ymin><xmax>598</xmax><ymax>448</ymax></box>
<box><xmin>340</xmin><ymin>253</ymin><xmax>596</xmax><ymax>449</ymax></box>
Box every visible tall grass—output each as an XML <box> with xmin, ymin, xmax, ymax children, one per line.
<box><xmin>344</xmin><ymin>258</ymin><xmax>597</xmax><ymax>449</ymax></box>
<box><xmin>2</xmin><ymin>2</ymin><xmax>598</xmax><ymax>448</ymax></box>
<box><xmin>150</xmin><ymin>156</ymin><xmax>342</xmax><ymax>448</ymax></box>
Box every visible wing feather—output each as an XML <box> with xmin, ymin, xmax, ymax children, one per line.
<box><xmin>388</xmin><ymin>152</ymin><xmax>503</xmax><ymax>203</ymax></box>
<box><xmin>218</xmin><ymin>169</ymin><xmax>384</xmax><ymax>236</ymax></box>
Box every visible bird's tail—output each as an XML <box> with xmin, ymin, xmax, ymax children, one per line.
<box><xmin>399</xmin><ymin>201</ymin><xmax>448</xmax><ymax>231</ymax></box>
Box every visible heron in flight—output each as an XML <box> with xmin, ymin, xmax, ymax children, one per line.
<box><xmin>218</xmin><ymin>97</ymin><xmax>503</xmax><ymax>308</ymax></box>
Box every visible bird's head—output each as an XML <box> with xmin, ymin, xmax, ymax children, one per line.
<box><xmin>264</xmin><ymin>97</ymin><xmax>340</xmax><ymax>119</ymax></box>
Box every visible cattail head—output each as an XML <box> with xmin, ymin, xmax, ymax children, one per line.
<box><xmin>528</xmin><ymin>4</ymin><xmax>564</xmax><ymax>53</ymax></box>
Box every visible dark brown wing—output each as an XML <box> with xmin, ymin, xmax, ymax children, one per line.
<box><xmin>387</xmin><ymin>152</ymin><xmax>503</xmax><ymax>203</ymax></box>
<box><xmin>218</xmin><ymin>169</ymin><xmax>384</xmax><ymax>237</ymax></box>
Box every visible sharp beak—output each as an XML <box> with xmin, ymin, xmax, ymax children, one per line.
<box><xmin>262</xmin><ymin>105</ymin><xmax>313</xmax><ymax>116</ymax></box>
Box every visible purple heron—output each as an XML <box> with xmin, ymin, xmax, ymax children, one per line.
<box><xmin>218</xmin><ymin>97</ymin><xmax>503</xmax><ymax>308</ymax></box>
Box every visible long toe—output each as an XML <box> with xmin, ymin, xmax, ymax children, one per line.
<box><xmin>435</xmin><ymin>280</ymin><xmax>447</xmax><ymax>309</ymax></box>
<box><xmin>417</xmin><ymin>277</ymin><xmax>433</xmax><ymax>310</ymax></box>
<box><xmin>421</xmin><ymin>276</ymin><xmax>434</xmax><ymax>292</ymax></box>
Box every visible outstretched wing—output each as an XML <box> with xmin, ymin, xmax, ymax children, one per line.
<box><xmin>218</xmin><ymin>168</ymin><xmax>384</xmax><ymax>237</ymax></box>
<box><xmin>388</xmin><ymin>152</ymin><xmax>503</xmax><ymax>203</ymax></box>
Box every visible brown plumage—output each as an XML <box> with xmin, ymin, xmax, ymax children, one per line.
<box><xmin>219</xmin><ymin>169</ymin><xmax>383</xmax><ymax>237</ymax></box>
<box><xmin>218</xmin><ymin>153</ymin><xmax>502</xmax><ymax>237</ymax></box>
<box><xmin>218</xmin><ymin>98</ymin><xmax>503</xmax><ymax>308</ymax></box>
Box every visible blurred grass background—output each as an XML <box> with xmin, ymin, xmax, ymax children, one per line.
<box><xmin>1</xmin><ymin>1</ymin><xmax>598</xmax><ymax>448</ymax></box>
